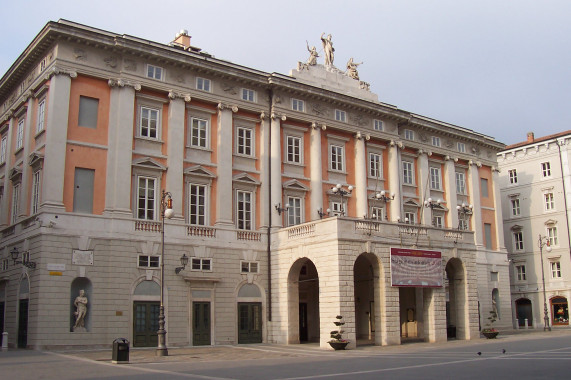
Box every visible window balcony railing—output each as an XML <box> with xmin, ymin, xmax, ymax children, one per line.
<box><xmin>287</xmin><ymin>223</ymin><xmax>316</xmax><ymax>239</ymax></box>
<box><xmin>237</xmin><ymin>230</ymin><xmax>262</xmax><ymax>241</ymax></box>
<box><xmin>187</xmin><ymin>225</ymin><xmax>216</xmax><ymax>238</ymax></box>
<box><xmin>134</xmin><ymin>220</ymin><xmax>161</xmax><ymax>233</ymax></box>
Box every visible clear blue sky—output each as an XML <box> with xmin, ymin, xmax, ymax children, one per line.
<box><xmin>1</xmin><ymin>0</ymin><xmax>569</xmax><ymax>146</ymax></box>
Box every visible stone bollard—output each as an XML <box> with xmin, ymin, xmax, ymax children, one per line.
<box><xmin>515</xmin><ymin>318</ymin><xmax>519</xmax><ymax>329</ymax></box>
<box><xmin>524</xmin><ymin>318</ymin><xmax>529</xmax><ymax>329</ymax></box>
<box><xmin>1</xmin><ymin>332</ymin><xmax>7</xmax><ymax>351</ymax></box>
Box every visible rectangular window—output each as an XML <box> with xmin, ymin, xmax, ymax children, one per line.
<box><xmin>458</xmin><ymin>218</ymin><xmax>469</xmax><ymax>230</ymax></box>
<box><xmin>404</xmin><ymin>129</ymin><xmax>414</xmax><ymax>140</ymax></box>
<box><xmin>147</xmin><ymin>65</ymin><xmax>163</xmax><ymax>80</ymax></box>
<box><xmin>511</xmin><ymin>198</ymin><xmax>520</xmax><ymax>216</ymax></box>
<box><xmin>516</xmin><ymin>265</ymin><xmax>526</xmax><ymax>281</ymax></box>
<box><xmin>404</xmin><ymin>212</ymin><xmax>416</xmax><ymax>224</ymax></box>
<box><xmin>335</xmin><ymin>109</ymin><xmax>346</xmax><ymax>122</ymax></box>
<box><xmin>456</xmin><ymin>172</ymin><xmax>466</xmax><ymax>194</ymax></box>
<box><xmin>192</xmin><ymin>258</ymin><xmax>212</xmax><ymax>271</ymax></box>
<box><xmin>374</xmin><ymin>119</ymin><xmax>383</xmax><ymax>131</ymax></box>
<box><xmin>433</xmin><ymin>215</ymin><xmax>443</xmax><ymax>228</ymax></box>
<box><xmin>241</xmin><ymin>261</ymin><xmax>259</xmax><ymax>273</ymax></box>
<box><xmin>36</xmin><ymin>98</ymin><xmax>46</xmax><ymax>133</ymax></box>
<box><xmin>241</xmin><ymin>88</ymin><xmax>255</xmax><ymax>102</ymax></box>
<box><xmin>490</xmin><ymin>271</ymin><xmax>499</xmax><ymax>282</ymax></box>
<box><xmin>484</xmin><ymin>223</ymin><xmax>492</xmax><ymax>249</ymax></box>
<box><xmin>0</xmin><ymin>136</ymin><xmax>7</xmax><ymax>164</ymax></box>
<box><xmin>551</xmin><ymin>261</ymin><xmax>562</xmax><ymax>278</ymax></box>
<box><xmin>286</xmin><ymin>136</ymin><xmax>302</xmax><ymax>164</ymax></box>
<box><xmin>189</xmin><ymin>184</ymin><xmax>206</xmax><ymax>226</ymax></box>
<box><xmin>138</xmin><ymin>255</ymin><xmax>160</xmax><ymax>268</ymax></box>
<box><xmin>481</xmin><ymin>178</ymin><xmax>489</xmax><ymax>198</ymax></box>
<box><xmin>287</xmin><ymin>196</ymin><xmax>302</xmax><ymax>226</ymax></box>
<box><xmin>545</xmin><ymin>193</ymin><xmax>555</xmax><ymax>211</ymax></box>
<box><xmin>457</xmin><ymin>142</ymin><xmax>466</xmax><ymax>153</ymax></box>
<box><xmin>547</xmin><ymin>226</ymin><xmax>558</xmax><ymax>246</ymax></box>
<box><xmin>430</xmin><ymin>167</ymin><xmax>441</xmax><ymax>190</ymax></box>
<box><xmin>371</xmin><ymin>206</ymin><xmax>384</xmax><ymax>220</ymax></box>
<box><xmin>196</xmin><ymin>77</ymin><xmax>211</xmax><ymax>92</ymax></box>
<box><xmin>31</xmin><ymin>170</ymin><xmax>41</xmax><ymax>215</ymax></box>
<box><xmin>403</xmin><ymin>161</ymin><xmax>414</xmax><ymax>185</ymax></box>
<box><xmin>73</xmin><ymin>168</ymin><xmax>95</xmax><ymax>214</ymax></box>
<box><xmin>137</xmin><ymin>176</ymin><xmax>156</xmax><ymax>220</ymax></box>
<box><xmin>330</xmin><ymin>201</ymin><xmax>343</xmax><ymax>216</ymax></box>
<box><xmin>514</xmin><ymin>231</ymin><xmax>524</xmax><ymax>251</ymax></box>
<box><xmin>431</xmin><ymin>136</ymin><xmax>441</xmax><ymax>147</ymax></box>
<box><xmin>16</xmin><ymin>119</ymin><xmax>24</xmax><ymax>150</ymax></box>
<box><xmin>11</xmin><ymin>184</ymin><xmax>20</xmax><ymax>224</ymax></box>
<box><xmin>330</xmin><ymin>144</ymin><xmax>344</xmax><ymax>171</ymax></box>
<box><xmin>509</xmin><ymin>169</ymin><xmax>518</xmax><ymax>184</ymax></box>
<box><xmin>236</xmin><ymin>190</ymin><xmax>252</xmax><ymax>230</ymax></box>
<box><xmin>369</xmin><ymin>153</ymin><xmax>382</xmax><ymax>178</ymax></box>
<box><xmin>541</xmin><ymin>162</ymin><xmax>551</xmax><ymax>177</ymax></box>
<box><xmin>237</xmin><ymin>127</ymin><xmax>253</xmax><ymax>156</ymax></box>
<box><xmin>140</xmin><ymin>106</ymin><xmax>159</xmax><ymax>139</ymax></box>
<box><xmin>1</xmin><ymin>259</ymin><xmax>7</xmax><ymax>271</ymax></box>
<box><xmin>292</xmin><ymin>98</ymin><xmax>305</xmax><ymax>112</ymax></box>
<box><xmin>190</xmin><ymin>117</ymin><xmax>208</xmax><ymax>148</ymax></box>
<box><xmin>78</xmin><ymin>96</ymin><xmax>99</xmax><ymax>128</ymax></box>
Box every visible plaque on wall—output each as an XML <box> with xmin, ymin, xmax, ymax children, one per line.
<box><xmin>72</xmin><ymin>250</ymin><xmax>94</xmax><ymax>266</ymax></box>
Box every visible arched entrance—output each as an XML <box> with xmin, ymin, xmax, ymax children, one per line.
<box><xmin>515</xmin><ymin>298</ymin><xmax>533</xmax><ymax>327</ymax></box>
<box><xmin>445</xmin><ymin>258</ymin><xmax>468</xmax><ymax>340</ymax></box>
<box><xmin>287</xmin><ymin>258</ymin><xmax>319</xmax><ymax>344</ymax></box>
<box><xmin>132</xmin><ymin>279</ymin><xmax>160</xmax><ymax>347</ymax></box>
<box><xmin>551</xmin><ymin>296</ymin><xmax>569</xmax><ymax>326</ymax></box>
<box><xmin>353</xmin><ymin>253</ymin><xmax>381</xmax><ymax>346</ymax></box>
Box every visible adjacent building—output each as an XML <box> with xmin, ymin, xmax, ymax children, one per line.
<box><xmin>498</xmin><ymin>131</ymin><xmax>571</xmax><ymax>329</ymax></box>
<box><xmin>0</xmin><ymin>20</ymin><xmax>510</xmax><ymax>350</ymax></box>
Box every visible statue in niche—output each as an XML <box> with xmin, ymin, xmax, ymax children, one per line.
<box><xmin>346</xmin><ymin>57</ymin><xmax>363</xmax><ymax>80</ymax></box>
<box><xmin>306</xmin><ymin>41</ymin><xmax>319</xmax><ymax>66</ymax></box>
<box><xmin>320</xmin><ymin>33</ymin><xmax>335</xmax><ymax>66</ymax></box>
<box><xmin>73</xmin><ymin>289</ymin><xmax>88</xmax><ymax>331</ymax></box>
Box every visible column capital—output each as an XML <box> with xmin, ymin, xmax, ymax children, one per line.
<box><xmin>468</xmin><ymin>160</ymin><xmax>482</xmax><ymax>168</ymax></box>
<box><xmin>354</xmin><ymin>131</ymin><xmax>370</xmax><ymax>141</ymax></box>
<box><xmin>311</xmin><ymin>122</ymin><xmax>326</xmax><ymax>130</ymax></box>
<box><xmin>417</xmin><ymin>149</ymin><xmax>432</xmax><ymax>157</ymax></box>
<box><xmin>45</xmin><ymin>66</ymin><xmax>77</xmax><ymax>80</ymax></box>
<box><xmin>108</xmin><ymin>78</ymin><xmax>141</xmax><ymax>91</ymax></box>
<box><xmin>444</xmin><ymin>155</ymin><xmax>458</xmax><ymax>162</ymax></box>
<box><xmin>271</xmin><ymin>112</ymin><xmax>286</xmax><ymax>121</ymax></box>
<box><xmin>168</xmin><ymin>90</ymin><xmax>191</xmax><ymax>102</ymax></box>
<box><xmin>390</xmin><ymin>140</ymin><xmax>404</xmax><ymax>149</ymax></box>
<box><xmin>217</xmin><ymin>103</ymin><xmax>238</xmax><ymax>113</ymax></box>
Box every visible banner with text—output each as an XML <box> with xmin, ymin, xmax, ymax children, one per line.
<box><xmin>390</xmin><ymin>248</ymin><xmax>443</xmax><ymax>288</ymax></box>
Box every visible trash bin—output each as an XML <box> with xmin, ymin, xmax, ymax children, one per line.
<box><xmin>112</xmin><ymin>338</ymin><xmax>129</xmax><ymax>363</ymax></box>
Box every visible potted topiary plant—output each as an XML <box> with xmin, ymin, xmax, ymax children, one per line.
<box><xmin>481</xmin><ymin>309</ymin><xmax>499</xmax><ymax>339</ymax></box>
<box><xmin>328</xmin><ymin>315</ymin><xmax>349</xmax><ymax>350</ymax></box>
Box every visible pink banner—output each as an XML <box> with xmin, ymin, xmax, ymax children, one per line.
<box><xmin>390</xmin><ymin>248</ymin><xmax>443</xmax><ymax>288</ymax></box>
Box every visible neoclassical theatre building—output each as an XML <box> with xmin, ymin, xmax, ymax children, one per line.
<box><xmin>0</xmin><ymin>20</ymin><xmax>510</xmax><ymax>349</ymax></box>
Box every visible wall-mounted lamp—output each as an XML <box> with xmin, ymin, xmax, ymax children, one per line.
<box><xmin>275</xmin><ymin>203</ymin><xmax>290</xmax><ymax>215</ymax></box>
<box><xmin>331</xmin><ymin>184</ymin><xmax>353</xmax><ymax>216</ymax></box>
<box><xmin>10</xmin><ymin>247</ymin><xmax>36</xmax><ymax>269</ymax></box>
<box><xmin>175</xmin><ymin>253</ymin><xmax>190</xmax><ymax>274</ymax></box>
<box><xmin>317</xmin><ymin>208</ymin><xmax>330</xmax><ymax>219</ymax></box>
<box><xmin>373</xmin><ymin>190</ymin><xmax>395</xmax><ymax>203</ymax></box>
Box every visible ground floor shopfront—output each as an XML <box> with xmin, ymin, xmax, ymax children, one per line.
<box><xmin>513</xmin><ymin>291</ymin><xmax>570</xmax><ymax>329</ymax></box>
<box><xmin>0</xmin><ymin>216</ymin><xmax>511</xmax><ymax>349</ymax></box>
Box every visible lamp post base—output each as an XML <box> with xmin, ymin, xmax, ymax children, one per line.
<box><xmin>156</xmin><ymin>347</ymin><xmax>168</xmax><ymax>357</ymax></box>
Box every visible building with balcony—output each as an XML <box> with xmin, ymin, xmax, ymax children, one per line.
<box><xmin>0</xmin><ymin>20</ymin><xmax>509</xmax><ymax>349</ymax></box>
<box><xmin>498</xmin><ymin>131</ymin><xmax>571</xmax><ymax>330</ymax></box>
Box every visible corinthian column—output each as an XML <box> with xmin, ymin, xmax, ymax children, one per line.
<box><xmin>354</xmin><ymin>132</ymin><xmax>368</xmax><ymax>218</ymax></box>
<box><xmin>310</xmin><ymin>123</ymin><xmax>324</xmax><ymax>219</ymax></box>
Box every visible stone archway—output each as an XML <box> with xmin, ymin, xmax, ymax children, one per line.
<box><xmin>287</xmin><ymin>258</ymin><xmax>319</xmax><ymax>344</ymax></box>
<box><xmin>353</xmin><ymin>252</ymin><xmax>381</xmax><ymax>346</ymax></box>
<box><xmin>445</xmin><ymin>258</ymin><xmax>468</xmax><ymax>339</ymax></box>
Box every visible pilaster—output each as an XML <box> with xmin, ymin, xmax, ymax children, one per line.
<box><xmin>354</xmin><ymin>132</ymin><xmax>368</xmax><ymax>218</ymax></box>
<box><xmin>468</xmin><ymin>161</ymin><xmax>484</xmax><ymax>247</ymax></box>
<box><xmin>215</xmin><ymin>103</ymin><xmax>236</xmax><ymax>227</ymax></box>
<box><xmin>491</xmin><ymin>166</ymin><xmax>506</xmax><ymax>250</ymax></box>
<box><xmin>270</xmin><ymin>113</ymin><xmax>284</xmax><ymax>228</ymax></box>
<box><xmin>309</xmin><ymin>123</ymin><xmax>324</xmax><ymax>220</ymax></box>
<box><xmin>444</xmin><ymin>156</ymin><xmax>459</xmax><ymax>229</ymax></box>
<box><xmin>417</xmin><ymin>150</ymin><xmax>430</xmax><ymax>225</ymax></box>
<box><xmin>259</xmin><ymin>112</ymin><xmax>270</xmax><ymax>228</ymax></box>
<box><xmin>388</xmin><ymin>141</ymin><xmax>401</xmax><ymax>222</ymax></box>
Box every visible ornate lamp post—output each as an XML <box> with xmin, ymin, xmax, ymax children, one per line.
<box><xmin>424</xmin><ymin>198</ymin><xmax>441</xmax><ymax>226</ymax></box>
<box><xmin>370</xmin><ymin>190</ymin><xmax>394</xmax><ymax>220</ymax></box>
<box><xmin>157</xmin><ymin>190</ymin><xmax>174</xmax><ymax>356</ymax></box>
<box><xmin>538</xmin><ymin>234</ymin><xmax>552</xmax><ymax>331</ymax></box>
<box><xmin>331</xmin><ymin>184</ymin><xmax>353</xmax><ymax>216</ymax></box>
<box><xmin>456</xmin><ymin>203</ymin><xmax>473</xmax><ymax>230</ymax></box>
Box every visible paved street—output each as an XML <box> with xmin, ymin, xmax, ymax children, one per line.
<box><xmin>1</xmin><ymin>330</ymin><xmax>570</xmax><ymax>379</ymax></box>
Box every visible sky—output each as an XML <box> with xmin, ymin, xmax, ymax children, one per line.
<box><xmin>1</xmin><ymin>0</ymin><xmax>569</xmax><ymax>146</ymax></box>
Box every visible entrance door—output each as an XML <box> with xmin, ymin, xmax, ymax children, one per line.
<box><xmin>133</xmin><ymin>301</ymin><xmax>160</xmax><ymax>347</ymax></box>
<box><xmin>299</xmin><ymin>303</ymin><xmax>308</xmax><ymax>342</ymax></box>
<box><xmin>193</xmin><ymin>302</ymin><xmax>211</xmax><ymax>346</ymax></box>
<box><xmin>18</xmin><ymin>299</ymin><xmax>28</xmax><ymax>348</ymax></box>
<box><xmin>238</xmin><ymin>302</ymin><xmax>262</xmax><ymax>344</ymax></box>
<box><xmin>515</xmin><ymin>299</ymin><xmax>533</xmax><ymax>327</ymax></box>
<box><xmin>0</xmin><ymin>302</ymin><xmax>4</xmax><ymax>346</ymax></box>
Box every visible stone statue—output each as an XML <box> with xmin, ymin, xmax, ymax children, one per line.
<box><xmin>320</xmin><ymin>33</ymin><xmax>335</xmax><ymax>66</ymax></box>
<box><xmin>306</xmin><ymin>41</ymin><xmax>319</xmax><ymax>66</ymax></box>
<box><xmin>346</xmin><ymin>57</ymin><xmax>363</xmax><ymax>80</ymax></box>
<box><xmin>73</xmin><ymin>289</ymin><xmax>88</xmax><ymax>331</ymax></box>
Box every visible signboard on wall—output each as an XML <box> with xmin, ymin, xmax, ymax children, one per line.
<box><xmin>390</xmin><ymin>247</ymin><xmax>443</xmax><ymax>288</ymax></box>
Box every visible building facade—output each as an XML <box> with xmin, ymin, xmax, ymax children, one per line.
<box><xmin>0</xmin><ymin>20</ymin><xmax>509</xmax><ymax>350</ymax></box>
<box><xmin>498</xmin><ymin>131</ymin><xmax>571</xmax><ymax>330</ymax></box>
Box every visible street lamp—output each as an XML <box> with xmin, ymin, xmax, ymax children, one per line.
<box><xmin>456</xmin><ymin>203</ymin><xmax>473</xmax><ymax>230</ymax></box>
<box><xmin>331</xmin><ymin>184</ymin><xmax>353</xmax><ymax>216</ymax></box>
<box><xmin>538</xmin><ymin>234</ymin><xmax>552</xmax><ymax>331</ymax></box>
<box><xmin>424</xmin><ymin>198</ymin><xmax>441</xmax><ymax>226</ymax></box>
<box><xmin>157</xmin><ymin>190</ymin><xmax>174</xmax><ymax>356</ymax></box>
<box><xmin>317</xmin><ymin>208</ymin><xmax>330</xmax><ymax>219</ymax></box>
<box><xmin>10</xmin><ymin>247</ymin><xmax>36</xmax><ymax>269</ymax></box>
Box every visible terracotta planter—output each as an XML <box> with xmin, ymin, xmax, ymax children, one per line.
<box><xmin>329</xmin><ymin>341</ymin><xmax>349</xmax><ymax>350</ymax></box>
<box><xmin>482</xmin><ymin>331</ymin><xmax>499</xmax><ymax>339</ymax></box>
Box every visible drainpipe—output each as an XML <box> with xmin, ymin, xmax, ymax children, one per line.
<box><xmin>267</xmin><ymin>87</ymin><xmax>273</xmax><ymax>321</ymax></box>
<box><xmin>556</xmin><ymin>140</ymin><xmax>571</xmax><ymax>260</ymax></box>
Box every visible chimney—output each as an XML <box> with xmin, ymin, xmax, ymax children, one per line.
<box><xmin>172</xmin><ymin>29</ymin><xmax>191</xmax><ymax>49</ymax></box>
<box><xmin>527</xmin><ymin>132</ymin><xmax>534</xmax><ymax>143</ymax></box>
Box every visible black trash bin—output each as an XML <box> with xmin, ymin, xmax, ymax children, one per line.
<box><xmin>112</xmin><ymin>338</ymin><xmax>129</xmax><ymax>363</ymax></box>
